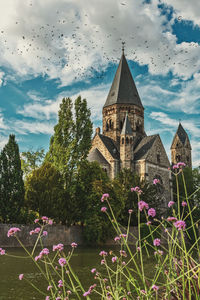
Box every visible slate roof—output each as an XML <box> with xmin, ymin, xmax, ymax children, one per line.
<box><xmin>171</xmin><ymin>123</ymin><xmax>189</xmax><ymax>148</ymax></box>
<box><xmin>104</xmin><ymin>53</ymin><xmax>143</xmax><ymax>108</ymax></box>
<box><xmin>88</xmin><ymin>148</ymin><xmax>110</xmax><ymax>165</ymax></box>
<box><xmin>134</xmin><ymin>135</ymin><xmax>158</xmax><ymax>160</ymax></box>
<box><xmin>121</xmin><ymin>112</ymin><xmax>133</xmax><ymax>135</ymax></box>
<box><xmin>99</xmin><ymin>134</ymin><xmax>120</xmax><ymax>159</ymax></box>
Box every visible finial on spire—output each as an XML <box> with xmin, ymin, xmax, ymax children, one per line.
<box><xmin>122</xmin><ymin>41</ymin><xmax>125</xmax><ymax>54</ymax></box>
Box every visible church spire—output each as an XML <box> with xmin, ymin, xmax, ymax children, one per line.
<box><xmin>103</xmin><ymin>46</ymin><xmax>143</xmax><ymax>109</ymax></box>
<box><xmin>121</xmin><ymin>112</ymin><xmax>133</xmax><ymax>135</ymax></box>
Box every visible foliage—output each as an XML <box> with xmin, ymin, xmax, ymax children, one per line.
<box><xmin>0</xmin><ymin>135</ymin><xmax>25</xmax><ymax>223</ymax></box>
<box><xmin>3</xmin><ymin>163</ymin><xmax>200</xmax><ymax>299</ymax></box>
<box><xmin>45</xmin><ymin>96</ymin><xmax>92</xmax><ymax>181</ymax></box>
<box><xmin>113</xmin><ymin>169</ymin><xmax>159</xmax><ymax>226</ymax></box>
<box><xmin>21</xmin><ymin>148</ymin><xmax>45</xmax><ymax>177</ymax></box>
<box><xmin>25</xmin><ymin>162</ymin><xmax>65</xmax><ymax>222</ymax></box>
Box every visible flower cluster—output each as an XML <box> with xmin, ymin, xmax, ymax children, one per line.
<box><xmin>99</xmin><ymin>250</ymin><xmax>108</xmax><ymax>256</ymax></box>
<box><xmin>168</xmin><ymin>201</ymin><xmax>175</xmax><ymax>208</ymax></box>
<box><xmin>7</xmin><ymin>227</ymin><xmax>21</xmax><ymax>237</ymax></box>
<box><xmin>83</xmin><ymin>284</ymin><xmax>96</xmax><ymax>297</ymax></box>
<box><xmin>29</xmin><ymin>227</ymin><xmax>41</xmax><ymax>235</ymax></box>
<box><xmin>35</xmin><ymin>248</ymin><xmax>49</xmax><ymax>261</ymax></box>
<box><xmin>101</xmin><ymin>207</ymin><xmax>107</xmax><ymax>212</ymax></box>
<box><xmin>58</xmin><ymin>257</ymin><xmax>67</xmax><ymax>267</ymax></box>
<box><xmin>71</xmin><ymin>242</ymin><xmax>78</xmax><ymax>248</ymax></box>
<box><xmin>172</xmin><ymin>162</ymin><xmax>186</xmax><ymax>169</ymax></box>
<box><xmin>153</xmin><ymin>178</ymin><xmax>160</xmax><ymax>185</ymax></box>
<box><xmin>34</xmin><ymin>217</ymin><xmax>53</xmax><ymax>225</ymax></box>
<box><xmin>138</xmin><ymin>201</ymin><xmax>149</xmax><ymax>211</ymax></box>
<box><xmin>174</xmin><ymin>220</ymin><xmax>186</xmax><ymax>231</ymax></box>
<box><xmin>0</xmin><ymin>248</ymin><xmax>5</xmax><ymax>255</ymax></box>
<box><xmin>53</xmin><ymin>243</ymin><xmax>64</xmax><ymax>252</ymax></box>
<box><xmin>153</xmin><ymin>238</ymin><xmax>161</xmax><ymax>246</ymax></box>
<box><xmin>131</xmin><ymin>186</ymin><xmax>142</xmax><ymax>194</ymax></box>
<box><xmin>101</xmin><ymin>193</ymin><xmax>109</xmax><ymax>202</ymax></box>
<box><xmin>148</xmin><ymin>208</ymin><xmax>156</xmax><ymax>217</ymax></box>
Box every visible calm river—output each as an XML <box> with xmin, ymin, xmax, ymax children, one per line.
<box><xmin>0</xmin><ymin>246</ymin><xmax>155</xmax><ymax>300</ymax></box>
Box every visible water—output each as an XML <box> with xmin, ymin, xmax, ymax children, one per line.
<box><xmin>0</xmin><ymin>246</ymin><xmax>156</xmax><ymax>300</ymax></box>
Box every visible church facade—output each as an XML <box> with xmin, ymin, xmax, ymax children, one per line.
<box><xmin>88</xmin><ymin>49</ymin><xmax>192</xmax><ymax>207</ymax></box>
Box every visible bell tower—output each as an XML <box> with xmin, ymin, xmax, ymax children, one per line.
<box><xmin>171</xmin><ymin>123</ymin><xmax>192</xmax><ymax>168</ymax></box>
<box><xmin>102</xmin><ymin>43</ymin><xmax>145</xmax><ymax>145</ymax></box>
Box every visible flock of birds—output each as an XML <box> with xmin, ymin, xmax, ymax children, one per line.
<box><xmin>0</xmin><ymin>1</ymin><xmax>199</xmax><ymax>83</ymax></box>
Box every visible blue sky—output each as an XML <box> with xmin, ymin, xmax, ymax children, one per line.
<box><xmin>0</xmin><ymin>0</ymin><xmax>199</xmax><ymax>167</ymax></box>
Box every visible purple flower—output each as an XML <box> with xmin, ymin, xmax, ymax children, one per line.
<box><xmin>138</xmin><ymin>201</ymin><xmax>149</xmax><ymax>211</ymax></box>
<box><xmin>153</xmin><ymin>179</ymin><xmax>160</xmax><ymax>185</ymax></box>
<box><xmin>34</xmin><ymin>218</ymin><xmax>39</xmax><ymax>223</ymax></box>
<box><xmin>71</xmin><ymin>242</ymin><xmax>77</xmax><ymax>248</ymax></box>
<box><xmin>128</xmin><ymin>209</ymin><xmax>133</xmax><ymax>214</ymax></box>
<box><xmin>43</xmin><ymin>231</ymin><xmax>48</xmax><ymax>236</ymax></box>
<box><xmin>120</xmin><ymin>250</ymin><xmax>127</xmax><ymax>257</ymax></box>
<box><xmin>167</xmin><ymin>216</ymin><xmax>177</xmax><ymax>222</ymax></box>
<box><xmin>101</xmin><ymin>207</ymin><xmax>107</xmax><ymax>212</ymax></box>
<box><xmin>58</xmin><ymin>257</ymin><xmax>67</xmax><ymax>267</ymax></box>
<box><xmin>174</xmin><ymin>220</ymin><xmax>186</xmax><ymax>231</ymax></box>
<box><xmin>53</xmin><ymin>243</ymin><xmax>64</xmax><ymax>252</ymax></box>
<box><xmin>112</xmin><ymin>256</ymin><xmax>117</xmax><ymax>263</ymax></box>
<box><xmin>0</xmin><ymin>248</ymin><xmax>5</xmax><ymax>255</ymax></box>
<box><xmin>146</xmin><ymin>221</ymin><xmax>151</xmax><ymax>226</ymax></box>
<box><xmin>114</xmin><ymin>236</ymin><xmax>120</xmax><ymax>242</ymax></box>
<box><xmin>91</xmin><ymin>268</ymin><xmax>96</xmax><ymax>273</ymax></box>
<box><xmin>34</xmin><ymin>227</ymin><xmax>41</xmax><ymax>234</ymax></box>
<box><xmin>120</xmin><ymin>233</ymin><xmax>127</xmax><ymax>238</ymax></box>
<box><xmin>131</xmin><ymin>186</ymin><xmax>142</xmax><ymax>194</ymax></box>
<box><xmin>41</xmin><ymin>216</ymin><xmax>48</xmax><ymax>222</ymax></box>
<box><xmin>19</xmin><ymin>274</ymin><xmax>24</xmax><ymax>280</ymax></box>
<box><xmin>47</xmin><ymin>285</ymin><xmax>52</xmax><ymax>291</ymax></box>
<box><xmin>168</xmin><ymin>201</ymin><xmax>175</xmax><ymax>208</ymax></box>
<box><xmin>182</xmin><ymin>201</ymin><xmax>187</xmax><ymax>207</ymax></box>
<box><xmin>83</xmin><ymin>291</ymin><xmax>91</xmax><ymax>297</ymax></box>
<box><xmin>152</xmin><ymin>285</ymin><xmax>159</xmax><ymax>291</ymax></box>
<box><xmin>40</xmin><ymin>248</ymin><xmax>49</xmax><ymax>256</ymax></box>
<box><xmin>7</xmin><ymin>227</ymin><xmax>21</xmax><ymax>237</ymax></box>
<box><xmin>29</xmin><ymin>230</ymin><xmax>35</xmax><ymax>235</ymax></box>
<box><xmin>99</xmin><ymin>250</ymin><xmax>108</xmax><ymax>256</ymax></box>
<box><xmin>148</xmin><ymin>208</ymin><xmax>156</xmax><ymax>217</ymax></box>
<box><xmin>101</xmin><ymin>193</ymin><xmax>109</xmax><ymax>202</ymax></box>
<box><xmin>153</xmin><ymin>238</ymin><xmax>161</xmax><ymax>246</ymax></box>
<box><xmin>48</xmin><ymin>219</ymin><xmax>53</xmax><ymax>225</ymax></box>
<box><xmin>45</xmin><ymin>297</ymin><xmax>50</xmax><ymax>300</ymax></box>
<box><xmin>177</xmin><ymin>162</ymin><xmax>186</xmax><ymax>168</ymax></box>
<box><xmin>101</xmin><ymin>259</ymin><xmax>105</xmax><ymax>265</ymax></box>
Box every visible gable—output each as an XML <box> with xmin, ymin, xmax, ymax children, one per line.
<box><xmin>146</xmin><ymin>135</ymin><xmax>170</xmax><ymax>167</ymax></box>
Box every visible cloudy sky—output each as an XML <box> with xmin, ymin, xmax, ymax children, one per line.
<box><xmin>0</xmin><ymin>0</ymin><xmax>199</xmax><ymax>167</ymax></box>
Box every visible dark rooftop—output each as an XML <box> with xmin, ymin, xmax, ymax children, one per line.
<box><xmin>121</xmin><ymin>112</ymin><xmax>133</xmax><ymax>135</ymax></box>
<box><xmin>87</xmin><ymin>148</ymin><xmax>110</xmax><ymax>165</ymax></box>
<box><xmin>104</xmin><ymin>52</ymin><xmax>143</xmax><ymax>109</ymax></box>
<box><xmin>134</xmin><ymin>135</ymin><xmax>158</xmax><ymax>160</ymax></box>
<box><xmin>99</xmin><ymin>134</ymin><xmax>120</xmax><ymax>159</ymax></box>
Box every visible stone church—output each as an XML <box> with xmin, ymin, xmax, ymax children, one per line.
<box><xmin>88</xmin><ymin>48</ymin><xmax>192</xmax><ymax>206</ymax></box>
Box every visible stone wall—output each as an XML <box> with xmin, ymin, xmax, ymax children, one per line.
<box><xmin>0</xmin><ymin>224</ymin><xmax>83</xmax><ymax>248</ymax></box>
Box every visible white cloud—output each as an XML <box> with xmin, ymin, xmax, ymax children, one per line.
<box><xmin>0</xmin><ymin>0</ymin><xmax>199</xmax><ymax>86</ymax></box>
<box><xmin>11</xmin><ymin>119</ymin><xmax>54</xmax><ymax>135</ymax></box>
<box><xmin>0</xmin><ymin>71</ymin><xmax>5</xmax><ymax>86</ymax></box>
<box><xmin>161</xmin><ymin>0</ymin><xmax>200</xmax><ymax>27</ymax></box>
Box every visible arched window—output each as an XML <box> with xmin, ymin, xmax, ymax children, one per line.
<box><xmin>122</xmin><ymin>138</ymin><xmax>124</xmax><ymax>144</ymax></box>
<box><xmin>126</xmin><ymin>137</ymin><xmax>129</xmax><ymax>144</ymax></box>
<box><xmin>109</xmin><ymin>119</ymin><xmax>112</xmax><ymax>129</ymax></box>
<box><xmin>106</xmin><ymin>122</ymin><xmax>109</xmax><ymax>131</ymax></box>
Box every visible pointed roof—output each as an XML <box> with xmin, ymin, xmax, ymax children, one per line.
<box><xmin>171</xmin><ymin>123</ymin><xmax>191</xmax><ymax>149</ymax></box>
<box><xmin>88</xmin><ymin>148</ymin><xmax>110</xmax><ymax>165</ymax></box>
<box><xmin>104</xmin><ymin>51</ymin><xmax>143</xmax><ymax>108</ymax></box>
<box><xmin>134</xmin><ymin>135</ymin><xmax>158</xmax><ymax>160</ymax></box>
<box><xmin>121</xmin><ymin>112</ymin><xmax>133</xmax><ymax>135</ymax></box>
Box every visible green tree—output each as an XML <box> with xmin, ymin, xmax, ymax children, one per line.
<box><xmin>25</xmin><ymin>162</ymin><xmax>65</xmax><ymax>222</ymax></box>
<box><xmin>21</xmin><ymin>148</ymin><xmax>45</xmax><ymax>177</ymax></box>
<box><xmin>112</xmin><ymin>169</ymin><xmax>159</xmax><ymax>226</ymax></box>
<box><xmin>0</xmin><ymin>135</ymin><xmax>24</xmax><ymax>223</ymax></box>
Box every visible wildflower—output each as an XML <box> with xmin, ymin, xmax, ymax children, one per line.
<box><xmin>83</xmin><ymin>291</ymin><xmax>90</xmax><ymax>297</ymax></box>
<box><xmin>138</xmin><ymin>201</ymin><xmax>149</xmax><ymax>211</ymax></box>
<box><xmin>177</xmin><ymin>162</ymin><xmax>186</xmax><ymax>168</ymax></box>
<box><xmin>71</xmin><ymin>242</ymin><xmax>77</xmax><ymax>248</ymax></box>
<box><xmin>101</xmin><ymin>259</ymin><xmax>105</xmax><ymax>265</ymax></box>
<box><xmin>153</xmin><ymin>238</ymin><xmax>161</xmax><ymax>246</ymax></box>
<box><xmin>168</xmin><ymin>201</ymin><xmax>175</xmax><ymax>208</ymax></box>
<box><xmin>67</xmin><ymin>290</ymin><xmax>72</xmax><ymax>294</ymax></box>
<box><xmin>41</xmin><ymin>216</ymin><xmax>48</xmax><ymax>222</ymax></box>
<box><xmin>101</xmin><ymin>207</ymin><xmax>107</xmax><ymax>212</ymax></box>
<box><xmin>7</xmin><ymin>227</ymin><xmax>21</xmax><ymax>237</ymax></box>
<box><xmin>167</xmin><ymin>216</ymin><xmax>177</xmax><ymax>222</ymax></box>
<box><xmin>58</xmin><ymin>279</ymin><xmax>63</xmax><ymax>288</ymax></box>
<box><xmin>58</xmin><ymin>258</ymin><xmax>67</xmax><ymax>267</ymax></box>
<box><xmin>140</xmin><ymin>290</ymin><xmax>147</xmax><ymax>295</ymax></box>
<box><xmin>131</xmin><ymin>186</ymin><xmax>142</xmax><ymax>194</ymax></box>
<box><xmin>146</xmin><ymin>221</ymin><xmax>151</xmax><ymax>226</ymax></box>
<box><xmin>34</xmin><ymin>218</ymin><xmax>39</xmax><ymax>223</ymax></box>
<box><xmin>119</xmin><ymin>234</ymin><xmax>127</xmax><ymax>238</ymax></box>
<box><xmin>40</xmin><ymin>248</ymin><xmax>49</xmax><ymax>255</ymax></box>
<box><xmin>47</xmin><ymin>285</ymin><xmax>52</xmax><ymax>291</ymax></box>
<box><xmin>148</xmin><ymin>208</ymin><xmax>156</xmax><ymax>217</ymax></box>
<box><xmin>0</xmin><ymin>248</ymin><xmax>5</xmax><ymax>255</ymax></box>
<box><xmin>114</xmin><ymin>236</ymin><xmax>120</xmax><ymax>242</ymax></box>
<box><xmin>122</xmin><ymin>261</ymin><xmax>126</xmax><ymax>265</ymax></box>
<box><xmin>56</xmin><ymin>298</ymin><xmax>61</xmax><ymax>300</ymax></box>
<box><xmin>174</xmin><ymin>220</ymin><xmax>186</xmax><ymax>231</ymax></box>
<box><xmin>112</xmin><ymin>256</ymin><xmax>117</xmax><ymax>263</ymax></box>
<box><xmin>19</xmin><ymin>274</ymin><xmax>24</xmax><ymax>280</ymax></box>
<box><xmin>137</xmin><ymin>247</ymin><xmax>141</xmax><ymax>252</ymax></box>
<box><xmin>158</xmin><ymin>250</ymin><xmax>163</xmax><ymax>255</ymax></box>
<box><xmin>35</xmin><ymin>255</ymin><xmax>42</xmax><ymax>261</ymax></box>
<box><xmin>152</xmin><ymin>285</ymin><xmax>159</xmax><ymax>291</ymax></box>
<box><xmin>48</xmin><ymin>219</ymin><xmax>53</xmax><ymax>225</ymax></box>
<box><xmin>43</xmin><ymin>231</ymin><xmax>48</xmax><ymax>236</ymax></box>
<box><xmin>34</xmin><ymin>227</ymin><xmax>41</xmax><ymax>234</ymax></box>
<box><xmin>29</xmin><ymin>230</ymin><xmax>35</xmax><ymax>235</ymax></box>
<box><xmin>91</xmin><ymin>268</ymin><xmax>96</xmax><ymax>273</ymax></box>
<box><xmin>45</xmin><ymin>297</ymin><xmax>50</xmax><ymax>300</ymax></box>
<box><xmin>172</xmin><ymin>164</ymin><xmax>179</xmax><ymax>169</ymax></box>
<box><xmin>128</xmin><ymin>209</ymin><xmax>133</xmax><ymax>214</ymax></box>
<box><xmin>153</xmin><ymin>179</ymin><xmax>160</xmax><ymax>185</ymax></box>
<box><xmin>101</xmin><ymin>193</ymin><xmax>109</xmax><ymax>202</ymax></box>
<box><xmin>99</xmin><ymin>250</ymin><xmax>108</xmax><ymax>256</ymax></box>
<box><xmin>53</xmin><ymin>243</ymin><xmax>64</xmax><ymax>252</ymax></box>
<box><xmin>120</xmin><ymin>250</ymin><xmax>127</xmax><ymax>257</ymax></box>
<box><xmin>182</xmin><ymin>201</ymin><xmax>187</xmax><ymax>207</ymax></box>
